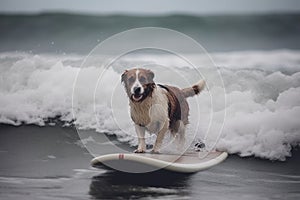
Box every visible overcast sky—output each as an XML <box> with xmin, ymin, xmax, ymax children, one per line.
<box><xmin>0</xmin><ymin>0</ymin><xmax>300</xmax><ymax>15</ymax></box>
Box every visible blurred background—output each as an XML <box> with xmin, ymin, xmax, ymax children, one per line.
<box><xmin>0</xmin><ymin>0</ymin><xmax>299</xmax><ymax>54</ymax></box>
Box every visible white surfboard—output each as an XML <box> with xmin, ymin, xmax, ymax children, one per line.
<box><xmin>91</xmin><ymin>151</ymin><xmax>228</xmax><ymax>173</ymax></box>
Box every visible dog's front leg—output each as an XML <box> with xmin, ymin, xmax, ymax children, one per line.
<box><xmin>134</xmin><ymin>125</ymin><xmax>146</xmax><ymax>153</ymax></box>
<box><xmin>152</xmin><ymin>122</ymin><xmax>169</xmax><ymax>153</ymax></box>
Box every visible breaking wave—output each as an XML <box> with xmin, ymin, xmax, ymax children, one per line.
<box><xmin>0</xmin><ymin>49</ymin><xmax>299</xmax><ymax>160</ymax></box>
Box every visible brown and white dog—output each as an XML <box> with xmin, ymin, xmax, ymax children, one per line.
<box><xmin>121</xmin><ymin>68</ymin><xmax>205</xmax><ymax>153</ymax></box>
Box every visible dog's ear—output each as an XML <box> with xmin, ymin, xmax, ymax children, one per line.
<box><xmin>121</xmin><ymin>70</ymin><xmax>128</xmax><ymax>83</ymax></box>
<box><xmin>147</xmin><ymin>69</ymin><xmax>154</xmax><ymax>82</ymax></box>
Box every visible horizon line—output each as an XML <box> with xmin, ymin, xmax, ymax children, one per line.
<box><xmin>0</xmin><ymin>10</ymin><xmax>300</xmax><ymax>17</ymax></box>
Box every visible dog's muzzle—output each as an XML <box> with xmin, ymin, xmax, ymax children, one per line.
<box><xmin>132</xmin><ymin>87</ymin><xmax>143</xmax><ymax>101</ymax></box>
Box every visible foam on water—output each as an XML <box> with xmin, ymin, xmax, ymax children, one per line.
<box><xmin>0</xmin><ymin>50</ymin><xmax>300</xmax><ymax>160</ymax></box>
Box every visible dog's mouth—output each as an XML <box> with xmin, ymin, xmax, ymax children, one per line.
<box><xmin>131</xmin><ymin>93</ymin><xmax>143</xmax><ymax>102</ymax></box>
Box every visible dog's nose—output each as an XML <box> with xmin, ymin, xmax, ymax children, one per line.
<box><xmin>133</xmin><ymin>87</ymin><xmax>141</xmax><ymax>94</ymax></box>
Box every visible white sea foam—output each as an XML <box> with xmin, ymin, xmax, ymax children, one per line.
<box><xmin>0</xmin><ymin>50</ymin><xmax>299</xmax><ymax>160</ymax></box>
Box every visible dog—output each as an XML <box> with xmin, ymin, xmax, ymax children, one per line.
<box><xmin>121</xmin><ymin>68</ymin><xmax>205</xmax><ymax>153</ymax></box>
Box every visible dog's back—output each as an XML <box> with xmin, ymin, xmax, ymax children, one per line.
<box><xmin>158</xmin><ymin>80</ymin><xmax>205</xmax><ymax>133</ymax></box>
<box><xmin>158</xmin><ymin>84</ymin><xmax>189</xmax><ymax>132</ymax></box>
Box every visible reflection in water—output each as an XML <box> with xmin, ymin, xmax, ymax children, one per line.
<box><xmin>89</xmin><ymin>170</ymin><xmax>192</xmax><ymax>199</ymax></box>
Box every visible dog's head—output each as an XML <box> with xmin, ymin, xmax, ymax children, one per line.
<box><xmin>121</xmin><ymin>68</ymin><xmax>155</xmax><ymax>102</ymax></box>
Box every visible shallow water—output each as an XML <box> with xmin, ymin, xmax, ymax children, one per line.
<box><xmin>0</xmin><ymin>125</ymin><xmax>299</xmax><ymax>200</ymax></box>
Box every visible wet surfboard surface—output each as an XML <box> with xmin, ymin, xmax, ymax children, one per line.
<box><xmin>91</xmin><ymin>151</ymin><xmax>228</xmax><ymax>173</ymax></box>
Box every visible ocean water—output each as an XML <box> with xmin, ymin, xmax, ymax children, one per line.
<box><xmin>0</xmin><ymin>13</ymin><xmax>300</xmax><ymax>162</ymax></box>
<box><xmin>0</xmin><ymin>13</ymin><xmax>300</xmax><ymax>53</ymax></box>
<box><xmin>1</xmin><ymin>49</ymin><xmax>299</xmax><ymax>161</ymax></box>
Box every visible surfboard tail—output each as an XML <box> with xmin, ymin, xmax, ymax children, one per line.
<box><xmin>181</xmin><ymin>80</ymin><xmax>205</xmax><ymax>98</ymax></box>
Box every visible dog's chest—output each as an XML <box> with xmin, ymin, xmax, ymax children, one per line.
<box><xmin>130</xmin><ymin>88</ymin><xmax>169</xmax><ymax>133</ymax></box>
<box><xmin>130</xmin><ymin>103</ymin><xmax>151</xmax><ymax>127</ymax></box>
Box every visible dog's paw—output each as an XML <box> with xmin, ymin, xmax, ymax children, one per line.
<box><xmin>134</xmin><ymin>149</ymin><xmax>145</xmax><ymax>153</ymax></box>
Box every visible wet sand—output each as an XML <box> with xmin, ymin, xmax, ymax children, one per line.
<box><xmin>0</xmin><ymin>124</ymin><xmax>299</xmax><ymax>200</ymax></box>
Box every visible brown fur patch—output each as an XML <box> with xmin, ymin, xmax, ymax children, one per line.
<box><xmin>158</xmin><ymin>84</ymin><xmax>189</xmax><ymax>132</ymax></box>
<box><xmin>192</xmin><ymin>85</ymin><xmax>200</xmax><ymax>95</ymax></box>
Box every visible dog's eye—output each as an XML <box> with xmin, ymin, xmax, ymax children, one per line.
<box><xmin>139</xmin><ymin>76</ymin><xmax>146</xmax><ymax>83</ymax></box>
<box><xmin>128</xmin><ymin>77</ymin><xmax>135</xmax><ymax>83</ymax></box>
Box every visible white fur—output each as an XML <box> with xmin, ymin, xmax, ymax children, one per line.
<box><xmin>130</xmin><ymin>87</ymin><xmax>168</xmax><ymax>132</ymax></box>
<box><xmin>130</xmin><ymin>69</ymin><xmax>144</xmax><ymax>95</ymax></box>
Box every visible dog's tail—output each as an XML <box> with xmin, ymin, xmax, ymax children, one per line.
<box><xmin>181</xmin><ymin>80</ymin><xmax>205</xmax><ymax>98</ymax></box>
